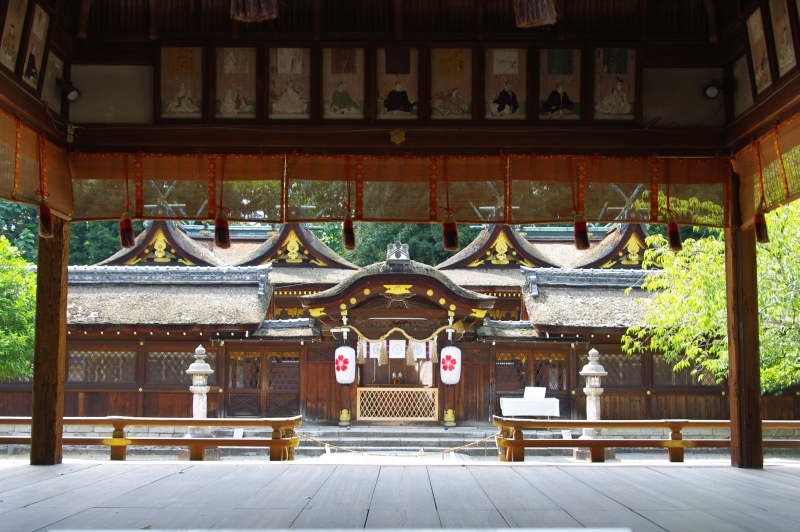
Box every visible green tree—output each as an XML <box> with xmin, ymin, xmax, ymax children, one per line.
<box><xmin>0</xmin><ymin>201</ymin><xmax>38</xmax><ymax>262</ymax></box>
<box><xmin>622</xmin><ymin>202</ymin><xmax>800</xmax><ymax>393</ymax></box>
<box><xmin>0</xmin><ymin>236</ymin><xmax>36</xmax><ymax>380</ymax></box>
<box><xmin>317</xmin><ymin>222</ymin><xmax>481</xmax><ymax>266</ymax></box>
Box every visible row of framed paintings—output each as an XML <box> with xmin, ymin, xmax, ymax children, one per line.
<box><xmin>158</xmin><ymin>45</ymin><xmax>638</xmax><ymax>123</ymax></box>
<box><xmin>1</xmin><ymin>0</ymin><xmax>49</xmax><ymax>91</ymax></box>
<box><xmin>746</xmin><ymin>0</ymin><xmax>800</xmax><ymax>96</ymax></box>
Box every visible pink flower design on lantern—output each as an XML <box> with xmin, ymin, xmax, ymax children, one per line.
<box><xmin>335</xmin><ymin>354</ymin><xmax>349</xmax><ymax>372</ymax></box>
<box><xmin>442</xmin><ymin>354</ymin><xmax>457</xmax><ymax>371</ymax></box>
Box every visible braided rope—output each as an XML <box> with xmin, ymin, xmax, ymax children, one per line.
<box><xmin>294</xmin><ymin>431</ymin><xmax>500</xmax><ymax>458</ymax></box>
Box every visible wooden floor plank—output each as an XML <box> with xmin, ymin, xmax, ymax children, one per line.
<box><xmin>0</xmin><ymin>463</ymin><xmax>145</xmax><ymax>509</ymax></box>
<box><xmin>168</xmin><ymin>464</ymin><xmax>287</xmax><ymax>509</ymax></box>
<box><xmin>706</xmin><ymin>467</ymin><xmax>800</xmax><ymax>497</ymax></box>
<box><xmin>707</xmin><ymin>509</ymin><xmax>800</xmax><ymax>532</ymax></box>
<box><xmin>567</xmin><ymin>510</ymin><xmax>667</xmax><ymax>532</ymax></box>
<box><xmin>365</xmin><ymin>508</ymin><xmax>442</xmax><ymax>528</ymax></box>
<box><xmin>237</xmin><ymin>465</ymin><xmax>335</xmax><ymax>509</ymax></box>
<box><xmin>27</xmin><ymin>464</ymin><xmax>186</xmax><ymax>509</ymax></box>
<box><xmin>651</xmin><ymin>467</ymin><xmax>800</xmax><ymax>512</ymax></box>
<box><xmin>512</xmin><ymin>466</ymin><xmax>627</xmax><ymax>513</ymax></box>
<box><xmin>306</xmin><ymin>466</ymin><xmax>380</xmax><ymax>510</ymax></box>
<box><xmin>292</xmin><ymin>507</ymin><xmax>368</xmax><ymax>528</ymax></box>
<box><xmin>0</xmin><ymin>463</ymin><xmax>95</xmax><ymax>493</ymax></box>
<box><xmin>638</xmin><ymin>510</ymin><xmax>749</xmax><ymax>532</ymax></box>
<box><xmin>437</xmin><ymin>508</ymin><xmax>509</xmax><ymax>528</ymax></box>
<box><xmin>45</xmin><ymin>507</ymin><xmax>232</xmax><ymax>530</ymax></box>
<box><xmin>210</xmin><ymin>508</ymin><xmax>303</xmax><ymax>529</ymax></box>
<box><xmin>1</xmin><ymin>507</ymin><xmax>86</xmax><ymax>532</ymax></box>
<box><xmin>97</xmin><ymin>465</ymin><xmax>234</xmax><ymax>508</ymax></box>
<box><xmin>469</xmin><ymin>466</ymin><xmax>560</xmax><ymax>511</ymax></box>
<box><xmin>562</xmin><ymin>467</ymin><xmax>694</xmax><ymax>511</ymax></box>
<box><xmin>499</xmin><ymin>509</ymin><xmax>583</xmax><ymax>528</ymax></box>
<box><xmin>769</xmin><ymin>465</ymin><xmax>800</xmax><ymax>478</ymax></box>
<box><xmin>369</xmin><ymin>466</ymin><xmax>437</xmax><ymax>510</ymax></box>
<box><xmin>427</xmin><ymin>466</ymin><xmax>496</xmax><ymax>510</ymax></box>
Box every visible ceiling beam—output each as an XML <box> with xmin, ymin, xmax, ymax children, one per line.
<box><xmin>76</xmin><ymin>0</ymin><xmax>94</xmax><ymax>40</ymax></box>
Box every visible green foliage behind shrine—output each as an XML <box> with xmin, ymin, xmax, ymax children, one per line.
<box><xmin>0</xmin><ymin>236</ymin><xmax>36</xmax><ymax>380</ymax></box>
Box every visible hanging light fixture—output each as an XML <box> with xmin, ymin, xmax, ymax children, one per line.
<box><xmin>439</xmin><ymin>328</ymin><xmax>461</xmax><ymax>386</ymax></box>
<box><xmin>334</xmin><ymin>330</ymin><xmax>356</xmax><ymax>386</ymax></box>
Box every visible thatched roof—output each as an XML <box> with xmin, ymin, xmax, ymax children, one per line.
<box><xmin>67</xmin><ymin>285</ymin><xmax>271</xmax><ymax>325</ymax></box>
<box><xmin>477</xmin><ymin>320</ymin><xmax>540</xmax><ymax>339</ymax></box>
<box><xmin>534</xmin><ymin>229</ymin><xmax>624</xmax><ymax>269</ymax></box>
<box><xmin>233</xmin><ymin>224</ymin><xmax>359</xmax><ymax>269</ymax></box>
<box><xmin>439</xmin><ymin>269</ymin><xmax>524</xmax><ymax>287</ymax></box>
<box><xmin>97</xmin><ymin>221</ymin><xmax>222</xmax><ymax>267</ymax></box>
<box><xmin>436</xmin><ymin>226</ymin><xmax>555</xmax><ymax>270</ymax></box>
<box><xmin>252</xmin><ymin>319</ymin><xmax>321</xmax><ymax>338</ymax></box>
<box><xmin>523</xmin><ymin>284</ymin><xmax>652</xmax><ymax>329</ymax></box>
<box><xmin>66</xmin><ymin>266</ymin><xmax>271</xmax><ymax>326</ymax></box>
<box><xmin>301</xmin><ymin>260</ymin><xmax>495</xmax><ymax>304</ymax></box>
<box><xmin>270</xmin><ymin>269</ymin><xmax>358</xmax><ymax>286</ymax></box>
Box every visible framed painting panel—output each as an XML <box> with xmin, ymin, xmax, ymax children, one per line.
<box><xmin>160</xmin><ymin>46</ymin><xmax>203</xmax><ymax>119</ymax></box>
<box><xmin>377</xmin><ymin>48</ymin><xmax>419</xmax><ymax>120</ymax></box>
<box><xmin>485</xmin><ymin>48</ymin><xmax>526</xmax><ymax>120</ymax></box>
<box><xmin>40</xmin><ymin>51</ymin><xmax>62</xmax><ymax>114</ymax></box>
<box><xmin>769</xmin><ymin>0</ymin><xmax>797</xmax><ymax>76</ymax></box>
<box><xmin>539</xmin><ymin>48</ymin><xmax>581</xmax><ymax>121</ymax></box>
<box><xmin>215</xmin><ymin>47</ymin><xmax>256</xmax><ymax>119</ymax></box>
<box><xmin>269</xmin><ymin>47</ymin><xmax>311</xmax><ymax>119</ymax></box>
<box><xmin>431</xmin><ymin>47</ymin><xmax>472</xmax><ymax>120</ymax></box>
<box><xmin>0</xmin><ymin>0</ymin><xmax>29</xmax><ymax>72</ymax></box>
<box><xmin>322</xmin><ymin>47</ymin><xmax>365</xmax><ymax>119</ymax></box>
<box><xmin>593</xmin><ymin>47</ymin><xmax>636</xmax><ymax>121</ymax></box>
<box><xmin>21</xmin><ymin>3</ymin><xmax>48</xmax><ymax>89</ymax></box>
<box><xmin>747</xmin><ymin>8</ymin><xmax>773</xmax><ymax>94</ymax></box>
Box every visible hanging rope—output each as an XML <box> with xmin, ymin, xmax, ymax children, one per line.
<box><xmin>340</xmin><ymin>321</ymin><xmax>464</xmax><ymax>345</ymax></box>
<box><xmin>438</xmin><ymin>156</ymin><xmax>458</xmax><ymax>218</ymax></box>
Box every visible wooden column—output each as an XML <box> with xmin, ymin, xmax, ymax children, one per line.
<box><xmin>30</xmin><ymin>216</ymin><xmax>70</xmax><ymax>465</ymax></box>
<box><xmin>725</xmin><ymin>172</ymin><xmax>763</xmax><ymax>469</ymax></box>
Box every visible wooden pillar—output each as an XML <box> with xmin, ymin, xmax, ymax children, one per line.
<box><xmin>725</xmin><ymin>172</ymin><xmax>763</xmax><ymax>469</ymax></box>
<box><xmin>30</xmin><ymin>217</ymin><xmax>70</xmax><ymax>465</ymax></box>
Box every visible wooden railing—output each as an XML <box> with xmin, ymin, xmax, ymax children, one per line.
<box><xmin>0</xmin><ymin>416</ymin><xmax>302</xmax><ymax>461</ymax></box>
<box><xmin>493</xmin><ymin>416</ymin><xmax>800</xmax><ymax>462</ymax></box>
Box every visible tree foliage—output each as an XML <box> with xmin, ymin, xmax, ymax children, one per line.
<box><xmin>316</xmin><ymin>222</ymin><xmax>481</xmax><ymax>266</ymax></box>
<box><xmin>0</xmin><ymin>236</ymin><xmax>36</xmax><ymax>380</ymax></box>
<box><xmin>623</xmin><ymin>203</ymin><xmax>800</xmax><ymax>393</ymax></box>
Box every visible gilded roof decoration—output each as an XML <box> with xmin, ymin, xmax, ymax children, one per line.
<box><xmin>436</xmin><ymin>225</ymin><xmax>555</xmax><ymax>270</ymax></box>
<box><xmin>467</xmin><ymin>231</ymin><xmax>535</xmax><ymax>268</ymax></box>
<box><xmin>97</xmin><ymin>221</ymin><xmax>222</xmax><ymax>267</ymax></box>
<box><xmin>233</xmin><ymin>224</ymin><xmax>359</xmax><ymax>270</ymax></box>
<box><xmin>125</xmin><ymin>230</ymin><xmax>195</xmax><ymax>266</ymax></box>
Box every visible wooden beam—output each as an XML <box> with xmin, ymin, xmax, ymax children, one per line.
<box><xmin>312</xmin><ymin>0</ymin><xmax>322</xmax><ymax>41</ymax></box>
<box><xmin>149</xmin><ymin>0</ymin><xmax>159</xmax><ymax>41</ymax></box>
<box><xmin>475</xmin><ymin>0</ymin><xmax>484</xmax><ymax>42</ymax></box>
<box><xmin>639</xmin><ymin>0</ymin><xmax>648</xmax><ymax>42</ymax></box>
<box><xmin>77</xmin><ymin>0</ymin><xmax>94</xmax><ymax>40</ymax></box>
<box><xmin>30</xmin><ymin>217</ymin><xmax>70</xmax><ymax>465</ymax></box>
<box><xmin>231</xmin><ymin>19</ymin><xmax>240</xmax><ymax>41</ymax></box>
<box><xmin>394</xmin><ymin>0</ymin><xmax>403</xmax><ymax>41</ymax></box>
<box><xmin>702</xmin><ymin>0</ymin><xmax>719</xmax><ymax>43</ymax></box>
<box><xmin>725</xmin><ymin>172</ymin><xmax>763</xmax><ymax>469</ymax></box>
<box><xmin>556</xmin><ymin>0</ymin><xmax>565</xmax><ymax>41</ymax></box>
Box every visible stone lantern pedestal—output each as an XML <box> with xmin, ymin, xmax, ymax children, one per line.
<box><xmin>574</xmin><ymin>348</ymin><xmax>615</xmax><ymax>461</ymax></box>
<box><xmin>178</xmin><ymin>345</ymin><xmax>219</xmax><ymax>461</ymax></box>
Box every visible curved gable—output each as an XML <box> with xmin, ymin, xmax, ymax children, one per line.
<box><xmin>436</xmin><ymin>225</ymin><xmax>555</xmax><ymax>270</ymax></box>
<box><xmin>97</xmin><ymin>221</ymin><xmax>221</xmax><ymax>267</ymax></box>
<box><xmin>233</xmin><ymin>224</ymin><xmax>359</xmax><ymax>269</ymax></box>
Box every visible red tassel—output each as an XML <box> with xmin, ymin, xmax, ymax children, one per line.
<box><xmin>214</xmin><ymin>210</ymin><xmax>231</xmax><ymax>249</ymax></box>
<box><xmin>119</xmin><ymin>212</ymin><xmax>135</xmax><ymax>248</ymax></box>
<box><xmin>754</xmin><ymin>204</ymin><xmax>769</xmax><ymax>244</ymax></box>
<box><xmin>667</xmin><ymin>217</ymin><xmax>683</xmax><ymax>252</ymax></box>
<box><xmin>442</xmin><ymin>213</ymin><xmax>459</xmax><ymax>251</ymax></box>
<box><xmin>573</xmin><ymin>214</ymin><xmax>590</xmax><ymax>250</ymax></box>
<box><xmin>342</xmin><ymin>212</ymin><xmax>356</xmax><ymax>251</ymax></box>
<box><xmin>38</xmin><ymin>199</ymin><xmax>53</xmax><ymax>238</ymax></box>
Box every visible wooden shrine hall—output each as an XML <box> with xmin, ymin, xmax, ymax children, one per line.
<box><xmin>1</xmin><ymin>0</ymin><xmax>799</xmax><ymax>474</ymax></box>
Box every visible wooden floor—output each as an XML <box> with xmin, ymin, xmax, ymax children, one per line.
<box><xmin>0</xmin><ymin>461</ymin><xmax>799</xmax><ymax>531</ymax></box>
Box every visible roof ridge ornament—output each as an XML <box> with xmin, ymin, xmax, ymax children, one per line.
<box><xmin>386</xmin><ymin>241</ymin><xmax>410</xmax><ymax>264</ymax></box>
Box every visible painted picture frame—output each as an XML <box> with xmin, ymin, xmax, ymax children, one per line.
<box><xmin>539</xmin><ymin>48</ymin><xmax>581</xmax><ymax>121</ymax></box>
<box><xmin>377</xmin><ymin>48</ymin><xmax>419</xmax><ymax>120</ymax></box>
<box><xmin>431</xmin><ymin>48</ymin><xmax>472</xmax><ymax>120</ymax></box>
<box><xmin>593</xmin><ymin>47</ymin><xmax>636</xmax><ymax>121</ymax></box>
<box><xmin>0</xmin><ymin>0</ymin><xmax>29</xmax><ymax>72</ymax></box>
<box><xmin>322</xmin><ymin>47</ymin><xmax>365</xmax><ymax>119</ymax></box>
<box><xmin>769</xmin><ymin>0</ymin><xmax>797</xmax><ymax>77</ymax></box>
<box><xmin>40</xmin><ymin>51</ymin><xmax>63</xmax><ymax>114</ymax></box>
<box><xmin>215</xmin><ymin>47</ymin><xmax>257</xmax><ymax>119</ymax></box>
<box><xmin>747</xmin><ymin>8</ymin><xmax>773</xmax><ymax>94</ymax></box>
<box><xmin>21</xmin><ymin>3</ymin><xmax>48</xmax><ymax>90</ymax></box>
<box><xmin>269</xmin><ymin>47</ymin><xmax>311</xmax><ymax>119</ymax></box>
<box><xmin>485</xmin><ymin>48</ymin><xmax>526</xmax><ymax>120</ymax></box>
<box><xmin>160</xmin><ymin>46</ymin><xmax>203</xmax><ymax>119</ymax></box>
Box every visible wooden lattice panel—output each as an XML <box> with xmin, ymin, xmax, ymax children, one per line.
<box><xmin>67</xmin><ymin>351</ymin><xmax>137</xmax><ymax>383</ymax></box>
<box><xmin>653</xmin><ymin>355</ymin><xmax>717</xmax><ymax>387</ymax></box>
<box><xmin>148</xmin><ymin>350</ymin><xmax>218</xmax><ymax>385</ymax></box>
<box><xmin>356</xmin><ymin>387</ymin><xmax>438</xmax><ymax>421</ymax></box>
<box><xmin>578</xmin><ymin>352</ymin><xmax>641</xmax><ymax>387</ymax></box>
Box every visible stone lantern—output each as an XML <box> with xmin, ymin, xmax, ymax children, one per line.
<box><xmin>575</xmin><ymin>348</ymin><xmax>613</xmax><ymax>460</ymax></box>
<box><xmin>181</xmin><ymin>345</ymin><xmax>218</xmax><ymax>460</ymax></box>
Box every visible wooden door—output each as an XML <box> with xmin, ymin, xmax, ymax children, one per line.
<box><xmin>226</xmin><ymin>348</ymin><xmax>300</xmax><ymax>417</ymax></box>
<box><xmin>456</xmin><ymin>347</ymin><xmax>491</xmax><ymax>422</ymax></box>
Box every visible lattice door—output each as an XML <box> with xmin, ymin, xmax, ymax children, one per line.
<box><xmin>227</xmin><ymin>350</ymin><xmax>263</xmax><ymax>417</ymax></box>
<box><xmin>226</xmin><ymin>349</ymin><xmax>300</xmax><ymax>417</ymax></box>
